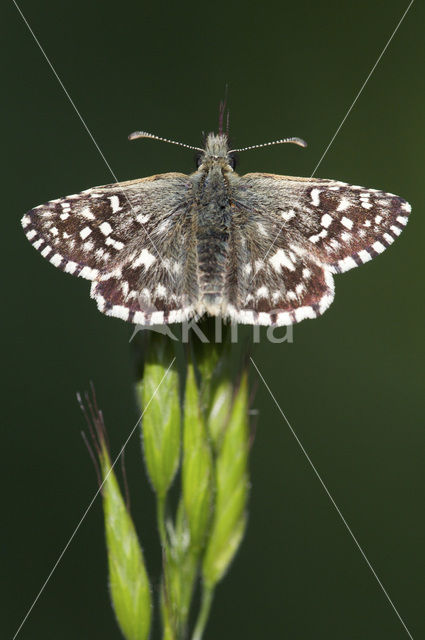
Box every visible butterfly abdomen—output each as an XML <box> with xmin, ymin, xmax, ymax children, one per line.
<box><xmin>193</xmin><ymin>165</ymin><xmax>232</xmax><ymax>313</ymax></box>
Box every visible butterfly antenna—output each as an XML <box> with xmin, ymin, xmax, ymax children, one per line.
<box><xmin>218</xmin><ymin>84</ymin><xmax>229</xmax><ymax>136</ymax></box>
<box><xmin>218</xmin><ymin>101</ymin><xmax>225</xmax><ymax>136</ymax></box>
<box><xmin>128</xmin><ymin>131</ymin><xmax>203</xmax><ymax>152</ymax></box>
<box><xmin>229</xmin><ymin>137</ymin><xmax>307</xmax><ymax>153</ymax></box>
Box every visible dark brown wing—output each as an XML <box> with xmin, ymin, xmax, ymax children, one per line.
<box><xmin>22</xmin><ymin>173</ymin><xmax>200</xmax><ymax>323</ymax></box>
<box><xmin>224</xmin><ymin>173</ymin><xmax>410</xmax><ymax>325</ymax></box>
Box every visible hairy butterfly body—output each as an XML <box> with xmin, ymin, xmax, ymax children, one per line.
<box><xmin>21</xmin><ymin>131</ymin><xmax>411</xmax><ymax>326</ymax></box>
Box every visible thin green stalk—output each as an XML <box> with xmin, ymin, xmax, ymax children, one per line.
<box><xmin>81</xmin><ymin>390</ymin><xmax>152</xmax><ymax>640</ymax></box>
<box><xmin>157</xmin><ymin>494</ymin><xmax>168</xmax><ymax>550</ymax></box>
<box><xmin>191</xmin><ymin>584</ymin><xmax>214</xmax><ymax>640</ymax></box>
<box><xmin>176</xmin><ymin>551</ymin><xmax>199</xmax><ymax>639</ymax></box>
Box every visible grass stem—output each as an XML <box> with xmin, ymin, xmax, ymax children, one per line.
<box><xmin>191</xmin><ymin>584</ymin><xmax>214</xmax><ymax>640</ymax></box>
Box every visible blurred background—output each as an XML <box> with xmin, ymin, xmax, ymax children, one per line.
<box><xmin>3</xmin><ymin>0</ymin><xmax>424</xmax><ymax>638</ymax></box>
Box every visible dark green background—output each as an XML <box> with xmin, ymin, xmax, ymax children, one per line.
<box><xmin>3</xmin><ymin>1</ymin><xmax>424</xmax><ymax>638</ymax></box>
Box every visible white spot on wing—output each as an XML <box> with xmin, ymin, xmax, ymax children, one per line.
<box><xmin>396</xmin><ymin>216</ymin><xmax>408</xmax><ymax>226</ymax></box>
<box><xmin>80</xmin><ymin>226</ymin><xmax>92</xmax><ymax>240</ymax></box>
<box><xmin>80</xmin><ymin>266</ymin><xmax>99</xmax><ymax>279</ymax></box>
<box><xmin>109</xmin><ymin>195</ymin><xmax>121</xmax><ymax>213</ymax></box>
<box><xmin>372</xmin><ymin>241</ymin><xmax>386</xmax><ymax>254</ymax></box>
<box><xmin>336</xmin><ymin>256</ymin><xmax>357</xmax><ymax>272</ymax></box>
<box><xmin>341</xmin><ymin>216</ymin><xmax>353</xmax><ymax>230</ymax></box>
<box><xmin>276</xmin><ymin>311</ymin><xmax>292</xmax><ymax>325</ymax></box>
<box><xmin>256</xmin><ymin>286</ymin><xmax>268</xmax><ymax>298</ymax></box>
<box><xmin>155</xmin><ymin>283</ymin><xmax>167</xmax><ymax>298</ymax></box>
<box><xmin>309</xmin><ymin>229</ymin><xmax>328</xmax><ymax>243</ymax></box>
<box><xmin>158</xmin><ymin>220</ymin><xmax>171</xmax><ymax>234</ymax></box>
<box><xmin>110</xmin><ymin>305</ymin><xmax>130</xmax><ymax>321</ymax></box>
<box><xmin>310</xmin><ymin>188</ymin><xmax>321</xmax><ymax>206</ymax></box>
<box><xmin>243</xmin><ymin>263</ymin><xmax>252</xmax><ymax>275</ymax></box>
<box><xmin>41</xmin><ymin>245</ymin><xmax>52</xmax><ymax>257</ymax></box>
<box><xmin>105</xmin><ymin>237</ymin><xmax>125</xmax><ymax>251</ymax></box>
<box><xmin>358</xmin><ymin>250</ymin><xmax>372</xmax><ymax>263</ymax></box>
<box><xmin>50</xmin><ymin>254</ymin><xmax>63</xmax><ymax>267</ymax></box>
<box><xmin>336</xmin><ymin>197</ymin><xmax>351</xmax><ymax>212</ymax></box>
<box><xmin>294</xmin><ymin>306</ymin><xmax>316</xmax><ymax>322</ymax></box>
<box><xmin>150</xmin><ymin>311</ymin><xmax>164</xmax><ymax>324</ymax></box>
<box><xmin>81</xmin><ymin>206</ymin><xmax>95</xmax><ymax>220</ymax></box>
<box><xmin>254</xmin><ymin>259</ymin><xmax>264</xmax><ymax>272</ymax></box>
<box><xmin>100</xmin><ymin>222</ymin><xmax>113</xmax><ymax>236</ymax></box>
<box><xmin>133</xmin><ymin>248</ymin><xmax>156</xmax><ymax>269</ymax></box>
<box><xmin>65</xmin><ymin>261</ymin><xmax>78</xmax><ymax>274</ymax></box>
<box><xmin>321</xmin><ymin>213</ymin><xmax>333</xmax><ymax>228</ymax></box>
<box><xmin>269</xmin><ymin>249</ymin><xmax>295</xmax><ymax>272</ymax></box>
<box><xmin>281</xmin><ymin>209</ymin><xmax>296</xmax><ymax>222</ymax></box>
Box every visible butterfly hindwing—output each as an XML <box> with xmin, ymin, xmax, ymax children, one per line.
<box><xmin>222</xmin><ymin>193</ymin><xmax>332</xmax><ymax>324</ymax></box>
<box><xmin>90</xmin><ymin>194</ymin><xmax>200</xmax><ymax>324</ymax></box>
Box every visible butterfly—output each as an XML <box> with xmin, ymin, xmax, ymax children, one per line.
<box><xmin>21</xmin><ymin>129</ymin><xmax>411</xmax><ymax>326</ymax></box>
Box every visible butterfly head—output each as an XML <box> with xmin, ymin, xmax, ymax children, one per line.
<box><xmin>196</xmin><ymin>133</ymin><xmax>236</xmax><ymax>171</ymax></box>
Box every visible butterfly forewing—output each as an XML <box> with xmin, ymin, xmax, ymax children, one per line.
<box><xmin>236</xmin><ymin>173</ymin><xmax>411</xmax><ymax>269</ymax></box>
<box><xmin>21</xmin><ymin>173</ymin><xmax>191</xmax><ymax>278</ymax></box>
<box><xmin>22</xmin><ymin>173</ymin><xmax>201</xmax><ymax>322</ymax></box>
